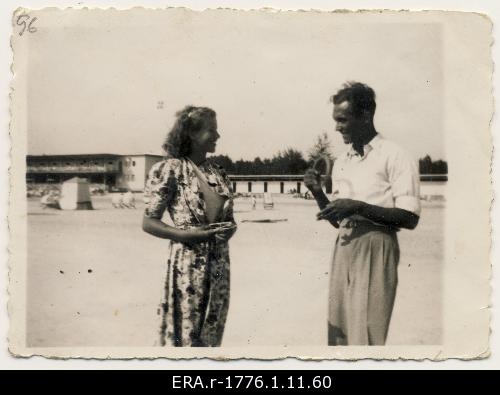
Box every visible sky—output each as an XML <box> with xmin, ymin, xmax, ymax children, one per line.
<box><xmin>26</xmin><ymin>9</ymin><xmax>445</xmax><ymax>161</ymax></box>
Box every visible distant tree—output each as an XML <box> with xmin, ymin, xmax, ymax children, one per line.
<box><xmin>307</xmin><ymin>132</ymin><xmax>334</xmax><ymax>165</ymax></box>
<box><xmin>234</xmin><ymin>159</ymin><xmax>248</xmax><ymax>174</ymax></box>
<box><xmin>419</xmin><ymin>155</ymin><xmax>448</xmax><ymax>174</ymax></box>
<box><xmin>419</xmin><ymin>155</ymin><xmax>433</xmax><ymax>174</ymax></box>
<box><xmin>208</xmin><ymin>154</ymin><xmax>234</xmax><ymax>173</ymax></box>
<box><xmin>263</xmin><ymin>158</ymin><xmax>273</xmax><ymax>175</ymax></box>
<box><xmin>432</xmin><ymin>159</ymin><xmax>448</xmax><ymax>174</ymax></box>
<box><xmin>213</xmin><ymin>150</ymin><xmax>447</xmax><ymax>176</ymax></box>
<box><xmin>252</xmin><ymin>157</ymin><xmax>265</xmax><ymax>174</ymax></box>
<box><xmin>276</xmin><ymin>148</ymin><xmax>308</xmax><ymax>175</ymax></box>
<box><xmin>211</xmin><ymin>149</ymin><xmax>309</xmax><ymax>175</ymax></box>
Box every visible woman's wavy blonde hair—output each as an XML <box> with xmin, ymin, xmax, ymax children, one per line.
<box><xmin>162</xmin><ymin>106</ymin><xmax>216</xmax><ymax>158</ymax></box>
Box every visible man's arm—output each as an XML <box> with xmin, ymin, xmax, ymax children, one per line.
<box><xmin>358</xmin><ymin>203</ymin><xmax>419</xmax><ymax>229</ymax></box>
<box><xmin>304</xmin><ymin>169</ymin><xmax>339</xmax><ymax>227</ymax></box>
<box><xmin>310</xmin><ymin>185</ymin><xmax>330</xmax><ymax>210</ymax></box>
<box><xmin>317</xmin><ymin>199</ymin><xmax>419</xmax><ymax>230</ymax></box>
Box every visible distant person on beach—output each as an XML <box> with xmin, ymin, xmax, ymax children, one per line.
<box><xmin>304</xmin><ymin>82</ymin><xmax>421</xmax><ymax>346</ymax></box>
<box><xmin>251</xmin><ymin>194</ymin><xmax>257</xmax><ymax>210</ymax></box>
<box><xmin>142</xmin><ymin>106</ymin><xmax>237</xmax><ymax>347</ymax></box>
<box><xmin>40</xmin><ymin>190</ymin><xmax>59</xmax><ymax>209</ymax></box>
<box><xmin>112</xmin><ymin>193</ymin><xmax>123</xmax><ymax>208</ymax></box>
<box><xmin>122</xmin><ymin>190</ymin><xmax>136</xmax><ymax>209</ymax></box>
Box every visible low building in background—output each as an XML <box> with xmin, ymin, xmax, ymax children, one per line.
<box><xmin>228</xmin><ymin>174</ymin><xmax>305</xmax><ymax>195</ymax></box>
<box><xmin>26</xmin><ymin>153</ymin><xmax>448</xmax><ymax>199</ymax></box>
<box><xmin>117</xmin><ymin>154</ymin><xmax>164</xmax><ymax>191</ymax></box>
<box><xmin>26</xmin><ymin>153</ymin><xmax>163</xmax><ymax>192</ymax></box>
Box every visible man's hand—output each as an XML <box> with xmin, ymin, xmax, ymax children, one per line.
<box><xmin>317</xmin><ymin>199</ymin><xmax>366</xmax><ymax>226</ymax></box>
<box><xmin>304</xmin><ymin>168</ymin><xmax>322</xmax><ymax>193</ymax></box>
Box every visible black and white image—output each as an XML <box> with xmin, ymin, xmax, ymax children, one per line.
<box><xmin>8</xmin><ymin>8</ymin><xmax>491</xmax><ymax>359</ymax></box>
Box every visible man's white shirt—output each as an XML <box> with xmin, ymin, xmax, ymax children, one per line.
<box><xmin>332</xmin><ymin>134</ymin><xmax>421</xmax><ymax>216</ymax></box>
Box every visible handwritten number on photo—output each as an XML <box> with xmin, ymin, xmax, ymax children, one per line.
<box><xmin>17</xmin><ymin>14</ymin><xmax>37</xmax><ymax>36</ymax></box>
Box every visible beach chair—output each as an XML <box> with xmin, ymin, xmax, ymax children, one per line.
<box><xmin>122</xmin><ymin>191</ymin><xmax>136</xmax><ymax>209</ymax></box>
<box><xmin>112</xmin><ymin>193</ymin><xmax>124</xmax><ymax>208</ymax></box>
<box><xmin>263</xmin><ymin>193</ymin><xmax>274</xmax><ymax>210</ymax></box>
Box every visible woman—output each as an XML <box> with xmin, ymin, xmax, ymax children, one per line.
<box><xmin>142</xmin><ymin>106</ymin><xmax>237</xmax><ymax>347</ymax></box>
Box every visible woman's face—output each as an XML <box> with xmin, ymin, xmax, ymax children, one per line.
<box><xmin>191</xmin><ymin>116</ymin><xmax>220</xmax><ymax>154</ymax></box>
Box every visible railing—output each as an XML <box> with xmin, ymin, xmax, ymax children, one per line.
<box><xmin>27</xmin><ymin>165</ymin><xmax>120</xmax><ymax>174</ymax></box>
<box><xmin>228</xmin><ymin>174</ymin><xmax>448</xmax><ymax>182</ymax></box>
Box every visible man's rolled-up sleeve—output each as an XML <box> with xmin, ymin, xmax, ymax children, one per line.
<box><xmin>389</xmin><ymin>150</ymin><xmax>421</xmax><ymax>216</ymax></box>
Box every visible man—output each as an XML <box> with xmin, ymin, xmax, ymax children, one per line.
<box><xmin>304</xmin><ymin>82</ymin><xmax>421</xmax><ymax>345</ymax></box>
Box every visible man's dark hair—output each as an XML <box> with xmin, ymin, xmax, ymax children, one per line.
<box><xmin>330</xmin><ymin>82</ymin><xmax>376</xmax><ymax>118</ymax></box>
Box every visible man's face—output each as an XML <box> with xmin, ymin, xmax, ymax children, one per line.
<box><xmin>333</xmin><ymin>101</ymin><xmax>365</xmax><ymax>145</ymax></box>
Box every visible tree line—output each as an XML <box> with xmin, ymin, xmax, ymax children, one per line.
<box><xmin>418</xmin><ymin>155</ymin><xmax>448</xmax><ymax>175</ymax></box>
<box><xmin>209</xmin><ymin>149</ymin><xmax>309</xmax><ymax>175</ymax></box>
<box><xmin>209</xmin><ymin>134</ymin><xmax>447</xmax><ymax>175</ymax></box>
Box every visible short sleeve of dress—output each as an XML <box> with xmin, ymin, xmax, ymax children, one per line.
<box><xmin>143</xmin><ymin>159</ymin><xmax>181</xmax><ymax>219</ymax></box>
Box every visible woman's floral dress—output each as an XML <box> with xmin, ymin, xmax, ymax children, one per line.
<box><xmin>144</xmin><ymin>157</ymin><xmax>235</xmax><ymax>347</ymax></box>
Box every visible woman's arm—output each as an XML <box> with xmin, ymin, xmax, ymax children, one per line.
<box><xmin>142</xmin><ymin>216</ymin><xmax>224</xmax><ymax>243</ymax></box>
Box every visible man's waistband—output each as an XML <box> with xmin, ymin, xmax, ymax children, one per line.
<box><xmin>340</xmin><ymin>215</ymin><xmax>399</xmax><ymax>232</ymax></box>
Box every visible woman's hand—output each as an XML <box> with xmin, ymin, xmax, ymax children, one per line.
<box><xmin>143</xmin><ymin>216</ymin><xmax>236</xmax><ymax>245</ymax></box>
<box><xmin>215</xmin><ymin>224</ymin><xmax>237</xmax><ymax>242</ymax></box>
<box><xmin>178</xmin><ymin>227</ymin><xmax>223</xmax><ymax>244</ymax></box>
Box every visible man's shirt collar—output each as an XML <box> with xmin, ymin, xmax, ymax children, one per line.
<box><xmin>346</xmin><ymin>133</ymin><xmax>382</xmax><ymax>159</ymax></box>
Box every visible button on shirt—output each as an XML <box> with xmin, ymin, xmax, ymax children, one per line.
<box><xmin>332</xmin><ymin>134</ymin><xmax>421</xmax><ymax>216</ymax></box>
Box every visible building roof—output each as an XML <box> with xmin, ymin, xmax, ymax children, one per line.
<box><xmin>124</xmin><ymin>153</ymin><xmax>164</xmax><ymax>158</ymax></box>
<box><xmin>27</xmin><ymin>153</ymin><xmax>122</xmax><ymax>161</ymax></box>
<box><xmin>27</xmin><ymin>153</ymin><xmax>164</xmax><ymax>161</ymax></box>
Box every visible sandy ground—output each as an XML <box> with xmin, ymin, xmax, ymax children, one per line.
<box><xmin>26</xmin><ymin>195</ymin><xmax>443</xmax><ymax>347</ymax></box>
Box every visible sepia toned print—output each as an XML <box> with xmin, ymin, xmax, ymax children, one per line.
<box><xmin>8</xmin><ymin>8</ymin><xmax>491</xmax><ymax>359</ymax></box>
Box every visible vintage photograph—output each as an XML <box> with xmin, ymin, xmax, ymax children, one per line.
<box><xmin>8</xmin><ymin>8</ymin><xmax>491</xmax><ymax>359</ymax></box>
